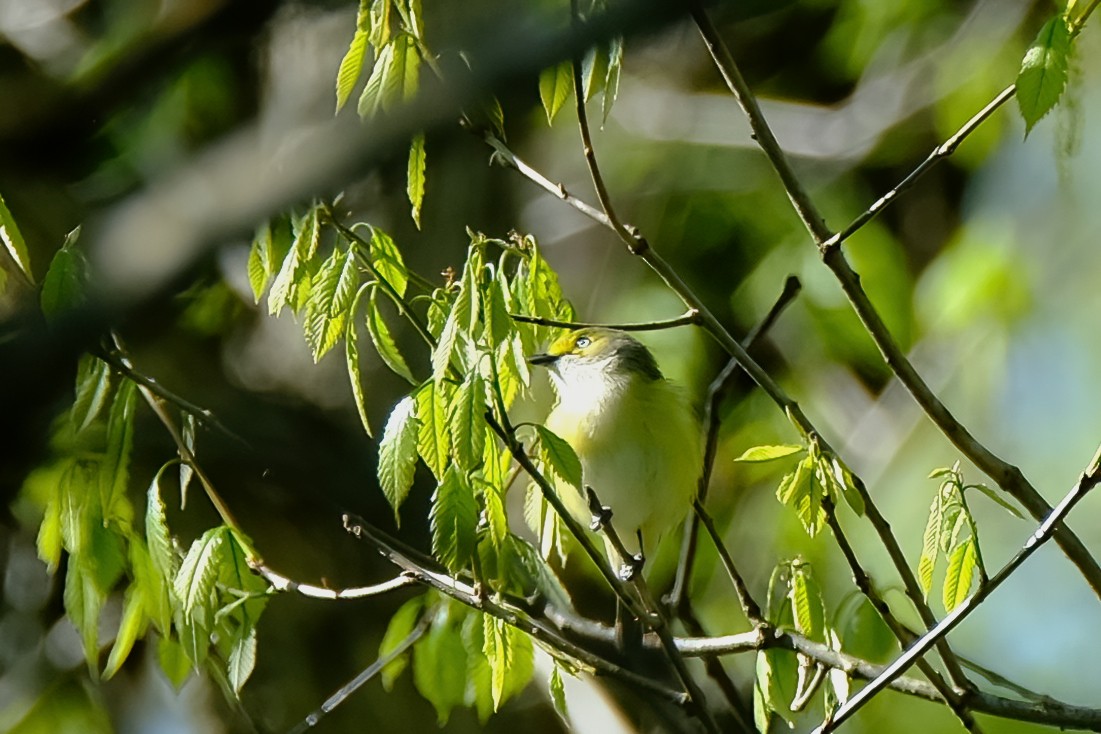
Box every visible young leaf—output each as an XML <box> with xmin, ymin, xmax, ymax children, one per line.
<box><xmin>335</xmin><ymin>4</ymin><xmax>372</xmax><ymax>113</ymax></box>
<box><xmin>378</xmin><ymin>396</ymin><xmax>420</xmax><ymax>522</ymax></box>
<box><xmin>147</xmin><ymin>464</ymin><xmax>180</xmax><ymax>582</ymax></box>
<box><xmin>63</xmin><ymin>560</ymin><xmax>104</xmax><ymax>673</ymax></box>
<box><xmin>602</xmin><ymin>37</ymin><xmax>624</xmax><ymax>125</ymax></box>
<box><xmin>247</xmin><ymin>223</ymin><xmax>272</xmax><ymax>302</ymax></box>
<box><xmin>367</xmin><ymin>289</ymin><xmax>417</xmax><ymax>385</ymax></box>
<box><xmin>40</xmin><ymin>228</ymin><xmax>87</xmax><ymax>321</ymax></box>
<box><xmin>100</xmin><ymin>380</ymin><xmax>137</xmax><ymax>525</ymax></box>
<box><xmin>227</xmin><ymin>626</ymin><xmax>258</xmax><ymax>695</ymax></box>
<box><xmin>358</xmin><ymin>41</ymin><xmax>394</xmax><ymax>118</ymax></box>
<box><xmin>407</xmin><ymin>132</ymin><xmax>426</xmax><ymax>228</ymax></box>
<box><xmin>415</xmin><ymin>380</ymin><xmax>452</xmax><ymax>480</ymax></box>
<box><xmin>368</xmin><ymin>227</ymin><xmax>408</xmax><ymax>298</ymax></box>
<box><xmin>103</xmin><ymin>582</ymin><xmax>148</xmax><ymax>679</ymax></box>
<box><xmin>971</xmin><ymin>483</ymin><xmax>1025</xmax><ymax>519</ymax></box>
<box><xmin>383</xmin><ymin>33</ymin><xmax>420</xmax><ymax>110</ymax></box>
<box><xmin>538</xmin><ymin>62</ymin><xmax>573</xmax><ymax>125</ymax></box>
<box><xmin>346</xmin><ymin>285</ymin><xmax>373</xmax><ymax>437</ymax></box>
<box><xmin>268</xmin><ymin>207</ymin><xmax>320</xmax><ymax>316</ymax></box>
<box><xmin>158</xmin><ymin>636</ymin><xmax>192</xmax><ymax>689</ymax></box>
<box><xmin>735</xmin><ymin>444</ymin><xmax>804</xmax><ymax>463</ymax></box>
<box><xmin>536</xmin><ymin>425</ymin><xmax>583</xmax><ymax>490</ymax></box>
<box><xmin>36</xmin><ymin>488</ymin><xmax>62</xmax><ymax>573</ymax></box>
<box><xmin>380</xmin><ymin>594</ymin><xmax>426</xmax><ymax>690</ymax></box>
<box><xmin>174</xmin><ymin>528</ymin><xmax>225</xmax><ymax>627</ymax></box>
<box><xmin>943</xmin><ymin>536</ymin><xmax>978</xmax><ymax>611</ymax></box>
<box><xmin>304</xmin><ymin>247</ymin><xmax>359</xmax><ymax>362</ymax></box>
<box><xmin>789</xmin><ymin>562</ymin><xmax>825</xmax><ymax>643</ymax></box>
<box><xmin>482</xmin><ymin>614</ymin><xmax>533</xmax><ymax>711</ymax></box>
<box><xmin>549</xmin><ymin>663</ymin><xmax>570</xmax><ymax>723</ymax></box>
<box><xmin>413</xmin><ymin>606</ymin><xmax>468</xmax><ymax>725</ymax></box>
<box><xmin>0</xmin><ymin>192</ymin><xmax>32</xmax><ymax>283</ymax></box>
<box><xmin>581</xmin><ymin>45</ymin><xmax>608</xmax><ymax>102</ymax></box>
<box><xmin>1017</xmin><ymin>15</ymin><xmax>1072</xmax><ymax>134</ymax></box>
<box><xmin>71</xmin><ymin>354</ymin><xmax>113</xmax><ymax>433</ymax></box>
<box><xmin>449</xmin><ymin>368</ymin><xmax>486</xmax><ymax>473</ymax></box>
<box><xmin>918</xmin><ymin>490</ymin><xmax>942</xmax><ymax>597</ymax></box>
<box><xmin>430</xmin><ymin>467</ymin><xmax>479</xmax><ymax>572</ymax></box>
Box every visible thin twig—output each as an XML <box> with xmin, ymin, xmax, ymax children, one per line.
<box><xmin>820</xmin><ymin>444</ymin><xmax>1101</xmax><ymax>731</ymax></box>
<box><xmin>510</xmin><ymin>309</ymin><xmax>699</xmax><ymax>331</ymax></box>
<box><xmin>252</xmin><ymin>562</ymin><xmax>417</xmax><ymax>600</ymax></box>
<box><xmin>690</xmin><ymin>2</ymin><xmax>1101</xmax><ymax>603</ymax></box>
<box><xmin>287</xmin><ymin>613</ymin><xmax>431</xmax><ymax>734</ymax></box>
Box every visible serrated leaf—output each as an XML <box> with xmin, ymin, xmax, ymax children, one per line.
<box><xmin>918</xmin><ymin>489</ymin><xmax>941</xmax><ymax>597</ymax></box>
<box><xmin>378</xmin><ymin>396</ymin><xmax>420</xmax><ymax>522</ymax></box>
<box><xmin>481</xmin><ymin>478</ymin><xmax>508</xmax><ymax>550</ymax></box>
<box><xmin>971</xmin><ymin>483</ymin><xmax>1025</xmax><ymax>519</ymax></box>
<box><xmin>101</xmin><ymin>379</ymin><xmax>137</xmax><ymax>526</ymax></box>
<box><xmin>268</xmin><ymin>207</ymin><xmax>320</xmax><ymax>316</ymax></box>
<box><xmin>449</xmin><ymin>369</ymin><xmax>486</xmax><ymax>473</ymax></box>
<box><xmin>147</xmin><ymin>464</ymin><xmax>179</xmax><ymax>583</ymax></box>
<box><xmin>103</xmin><ymin>582</ymin><xmax>148</xmax><ymax>679</ymax></box>
<box><xmin>368</xmin><ymin>227</ymin><xmax>408</xmax><ymax>298</ymax></box>
<box><xmin>415</xmin><ymin>380</ymin><xmax>452</xmax><ymax>480</ymax></box>
<box><xmin>830</xmin><ymin>456</ymin><xmax>865</xmax><ymax>517</ymax></box>
<box><xmin>358</xmin><ymin>41</ymin><xmax>393</xmax><ymax>117</ymax></box>
<box><xmin>345</xmin><ymin>285</ymin><xmax>373</xmax><ymax>438</ymax></box>
<box><xmin>174</xmin><ymin>528</ymin><xmax>225</xmax><ymax>626</ymax></box>
<box><xmin>36</xmin><ymin>490</ymin><xmax>62</xmax><ymax>573</ymax></box>
<box><xmin>943</xmin><ymin>537</ymin><xmax>978</xmax><ymax>611</ymax></box>
<box><xmin>227</xmin><ymin>626</ymin><xmax>257</xmax><ymax>695</ymax></box>
<box><xmin>383</xmin><ymin>33</ymin><xmax>420</xmax><ymax>110</ymax></box>
<box><xmin>0</xmin><ymin>192</ymin><xmax>32</xmax><ymax>283</ymax></box>
<box><xmin>1017</xmin><ymin>15</ymin><xmax>1072</xmax><ymax>134</ymax></box>
<box><xmin>482</xmin><ymin>614</ymin><xmax>532</xmax><ymax>711</ymax></box>
<box><xmin>539</xmin><ymin>61</ymin><xmax>573</xmax><ymax>125</ymax></box>
<box><xmin>581</xmin><ymin>45</ymin><xmax>607</xmax><ymax>102</ymax></box>
<box><xmin>380</xmin><ymin>595</ymin><xmax>426</xmax><ymax>690</ymax></box>
<box><xmin>549</xmin><ymin>663</ymin><xmax>569</xmax><ymax>723</ymax></box>
<box><xmin>602</xmin><ymin>37</ymin><xmax>623</xmax><ymax>125</ymax></box>
<box><xmin>367</xmin><ymin>289</ymin><xmax>416</xmax><ymax>385</ymax></box>
<box><xmin>430</xmin><ymin>467</ymin><xmax>479</xmax><ymax>572</ymax></box>
<box><xmin>483</xmin><ymin>274</ymin><xmax>511</xmax><ymax>350</ymax></box>
<box><xmin>432</xmin><ymin>308</ymin><xmax>460</xmax><ymax>381</ymax></box>
<box><xmin>407</xmin><ymin>132</ymin><xmax>426</xmax><ymax>228</ymax></box>
<box><xmin>71</xmin><ymin>355</ymin><xmax>113</xmax><ymax>433</ymax></box>
<box><xmin>777</xmin><ymin>456</ymin><xmax>824</xmax><ymax>537</ymax></box>
<box><xmin>536</xmin><ymin>425</ymin><xmax>582</xmax><ymax>490</ymax></box>
<box><xmin>413</xmin><ymin>608</ymin><xmax>468</xmax><ymax>725</ymax></box>
<box><xmin>247</xmin><ymin>223</ymin><xmax>272</xmax><ymax>302</ymax></box>
<box><xmin>64</xmin><ymin>560</ymin><xmax>103</xmax><ymax>673</ymax></box>
<box><xmin>40</xmin><ymin>229</ymin><xmax>87</xmax><ymax>321</ymax></box>
<box><xmin>790</xmin><ymin>562</ymin><xmax>825</xmax><ymax>642</ymax></box>
<box><xmin>336</xmin><ymin>17</ymin><xmax>371</xmax><ymax>113</ymax></box>
<box><xmin>735</xmin><ymin>444</ymin><xmax>804</xmax><ymax>463</ymax></box>
<box><xmin>130</xmin><ymin>537</ymin><xmax>171</xmax><ymax>637</ymax></box>
<box><xmin>305</xmin><ymin>247</ymin><xmax>359</xmax><ymax>362</ymax></box>
<box><xmin>179</xmin><ymin>413</ymin><xmax>196</xmax><ymax>508</ymax></box>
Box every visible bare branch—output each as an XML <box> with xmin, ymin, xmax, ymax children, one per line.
<box><xmin>510</xmin><ymin>309</ymin><xmax>699</xmax><ymax>331</ymax></box>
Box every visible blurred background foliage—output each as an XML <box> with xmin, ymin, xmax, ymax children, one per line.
<box><xmin>2</xmin><ymin>0</ymin><xmax>1101</xmax><ymax>732</ymax></box>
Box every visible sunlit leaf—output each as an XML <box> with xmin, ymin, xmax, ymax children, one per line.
<box><xmin>227</xmin><ymin>626</ymin><xmax>258</xmax><ymax>695</ymax></box>
<box><xmin>368</xmin><ymin>227</ymin><xmax>408</xmax><ymax>298</ymax></box>
<box><xmin>0</xmin><ymin>192</ymin><xmax>33</xmax><ymax>283</ymax></box>
<box><xmin>335</xmin><ymin>4</ymin><xmax>372</xmax><ymax>113</ymax></box>
<box><xmin>1017</xmin><ymin>15</ymin><xmax>1072</xmax><ymax>134</ymax></box>
<box><xmin>943</xmin><ymin>536</ymin><xmax>978</xmax><ymax>611</ymax></box>
<box><xmin>103</xmin><ymin>582</ymin><xmax>148</xmax><ymax>679</ymax></box>
<box><xmin>407</xmin><ymin>132</ymin><xmax>426</xmax><ymax>228</ymax></box>
<box><xmin>358</xmin><ymin>41</ymin><xmax>393</xmax><ymax>117</ymax></box>
<box><xmin>100</xmin><ymin>380</ymin><xmax>137</xmax><ymax>526</ymax></box>
<box><xmin>380</xmin><ymin>594</ymin><xmax>426</xmax><ymax>690</ymax></box>
<box><xmin>367</xmin><ymin>289</ymin><xmax>417</xmax><ymax>385</ymax></box>
<box><xmin>268</xmin><ymin>207</ymin><xmax>320</xmax><ymax>316</ymax></box>
<box><xmin>539</xmin><ymin>61</ymin><xmax>572</xmax><ymax>125</ymax></box>
<box><xmin>304</xmin><ymin>247</ymin><xmax>359</xmax><ymax>362</ymax></box>
<box><xmin>174</xmin><ymin>528</ymin><xmax>225</xmax><ymax>627</ymax></box>
<box><xmin>383</xmin><ymin>33</ymin><xmax>420</xmax><ymax>110</ymax></box>
<box><xmin>789</xmin><ymin>561</ymin><xmax>825</xmax><ymax>643</ymax></box>
<box><xmin>378</xmin><ymin>395</ymin><xmax>420</xmax><ymax>522</ymax></box>
<box><xmin>71</xmin><ymin>354</ymin><xmax>113</xmax><ymax>433</ymax></box>
<box><xmin>415</xmin><ymin>380</ymin><xmax>452</xmax><ymax>480</ymax></box>
<box><xmin>735</xmin><ymin>444</ymin><xmax>804</xmax><ymax>463</ymax></box>
<box><xmin>346</xmin><ymin>285</ymin><xmax>373</xmax><ymax>437</ymax></box>
<box><xmin>602</xmin><ymin>37</ymin><xmax>624</xmax><ymax>125</ymax></box>
<box><xmin>63</xmin><ymin>560</ymin><xmax>103</xmax><ymax>673</ymax></box>
<box><xmin>449</xmin><ymin>368</ymin><xmax>486</xmax><ymax>473</ymax></box>
<box><xmin>549</xmin><ymin>663</ymin><xmax>569</xmax><ymax>723</ymax></box>
<box><xmin>430</xmin><ymin>467</ymin><xmax>479</xmax><ymax>572</ymax></box>
<box><xmin>536</xmin><ymin>425</ymin><xmax>582</xmax><ymax>490</ymax></box>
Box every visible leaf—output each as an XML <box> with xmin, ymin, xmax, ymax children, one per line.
<box><xmin>970</xmin><ymin>483</ymin><xmax>1025</xmax><ymax>519</ymax></box>
<box><xmin>602</xmin><ymin>37</ymin><xmax>624</xmax><ymax>125</ymax></box>
<box><xmin>415</xmin><ymin>380</ymin><xmax>452</xmax><ymax>480</ymax></box>
<box><xmin>581</xmin><ymin>45</ymin><xmax>608</xmax><ymax>102</ymax></box>
<box><xmin>64</xmin><ymin>560</ymin><xmax>104</xmax><ymax>673</ymax></box>
<box><xmin>0</xmin><ymin>192</ymin><xmax>32</xmax><ymax>283</ymax></box>
<box><xmin>368</xmin><ymin>227</ymin><xmax>408</xmax><ymax>298</ymax></box>
<box><xmin>538</xmin><ymin>62</ymin><xmax>573</xmax><ymax>125</ymax></box>
<box><xmin>227</xmin><ymin>626</ymin><xmax>258</xmax><ymax>695</ymax></box>
<box><xmin>918</xmin><ymin>490</ymin><xmax>942</xmax><ymax>597</ymax></box>
<box><xmin>147</xmin><ymin>463</ymin><xmax>180</xmax><ymax>583</ymax></box>
<box><xmin>482</xmin><ymin>273</ymin><xmax>511</xmax><ymax>350</ymax></box>
<box><xmin>383</xmin><ymin>33</ymin><xmax>420</xmax><ymax>110</ymax></box>
<box><xmin>735</xmin><ymin>444</ymin><xmax>804</xmax><ymax>463</ymax></box>
<box><xmin>449</xmin><ymin>369</ymin><xmax>486</xmax><ymax>473</ymax></box>
<box><xmin>158</xmin><ymin>636</ymin><xmax>192</xmax><ymax>689</ymax></box>
<box><xmin>536</xmin><ymin>425</ymin><xmax>583</xmax><ymax>490</ymax></box>
<box><xmin>179</xmin><ymin>413</ymin><xmax>196</xmax><ymax>508</ymax></box>
<box><xmin>367</xmin><ymin>289</ymin><xmax>417</xmax><ymax>385</ymax></box>
<box><xmin>131</xmin><ymin>537</ymin><xmax>171</xmax><ymax>637</ymax></box>
<box><xmin>358</xmin><ymin>41</ymin><xmax>394</xmax><ymax>117</ymax></box>
<box><xmin>481</xmin><ymin>614</ymin><xmax>533</xmax><ymax>711</ymax></box>
<box><xmin>380</xmin><ymin>595</ymin><xmax>426</xmax><ymax>690</ymax></box>
<box><xmin>268</xmin><ymin>207</ymin><xmax>320</xmax><ymax>316</ymax></box>
<box><xmin>789</xmin><ymin>562</ymin><xmax>825</xmax><ymax>643</ymax></box>
<box><xmin>71</xmin><ymin>354</ymin><xmax>113</xmax><ymax>433</ymax></box>
<box><xmin>335</xmin><ymin>6</ymin><xmax>372</xmax><ymax>113</ymax></box>
<box><xmin>407</xmin><ymin>132</ymin><xmax>426</xmax><ymax>228</ymax></box>
<box><xmin>304</xmin><ymin>247</ymin><xmax>359</xmax><ymax>362</ymax></box>
<box><xmin>36</xmin><ymin>488</ymin><xmax>62</xmax><ymax>573</ymax></box>
<box><xmin>378</xmin><ymin>396</ymin><xmax>420</xmax><ymax>522</ymax></box>
<box><xmin>413</xmin><ymin>606</ymin><xmax>468</xmax><ymax>725</ymax></box>
<box><xmin>174</xmin><ymin>528</ymin><xmax>225</xmax><ymax>627</ymax></box>
<box><xmin>345</xmin><ymin>285</ymin><xmax>373</xmax><ymax>438</ymax></box>
<box><xmin>103</xmin><ymin>582</ymin><xmax>148</xmax><ymax>679</ymax></box>
<box><xmin>943</xmin><ymin>537</ymin><xmax>978</xmax><ymax>611</ymax></box>
<box><xmin>432</xmin><ymin>308</ymin><xmax>460</xmax><ymax>381</ymax></box>
<box><xmin>100</xmin><ymin>380</ymin><xmax>137</xmax><ymax>526</ymax></box>
<box><xmin>40</xmin><ymin>228</ymin><xmax>87</xmax><ymax>321</ymax></box>
<box><xmin>430</xmin><ymin>467</ymin><xmax>479</xmax><ymax>572</ymax></box>
<box><xmin>776</xmin><ymin>456</ymin><xmax>824</xmax><ymax>537</ymax></box>
<box><xmin>549</xmin><ymin>663</ymin><xmax>569</xmax><ymax>723</ymax></box>
<box><xmin>247</xmin><ymin>223</ymin><xmax>272</xmax><ymax>302</ymax></box>
<box><xmin>1016</xmin><ymin>15</ymin><xmax>1072</xmax><ymax>134</ymax></box>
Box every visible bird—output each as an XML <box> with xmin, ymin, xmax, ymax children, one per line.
<box><xmin>529</xmin><ymin>327</ymin><xmax>702</xmax><ymax>573</ymax></box>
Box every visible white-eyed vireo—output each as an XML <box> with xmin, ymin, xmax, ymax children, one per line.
<box><xmin>530</xmin><ymin>327</ymin><xmax>702</xmax><ymax>568</ymax></box>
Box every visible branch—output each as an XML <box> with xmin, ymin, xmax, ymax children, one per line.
<box><xmin>510</xmin><ymin>309</ymin><xmax>699</xmax><ymax>331</ymax></box>
<box><xmin>820</xmin><ymin>444</ymin><xmax>1101</xmax><ymax>731</ymax></box>
<box><xmin>690</xmin><ymin>2</ymin><xmax>1101</xmax><ymax>602</ymax></box>
<box><xmin>251</xmin><ymin>562</ymin><xmax>417</xmax><ymax>600</ymax></box>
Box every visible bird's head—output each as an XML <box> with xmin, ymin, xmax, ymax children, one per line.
<box><xmin>529</xmin><ymin>328</ymin><xmax>662</xmax><ymax>392</ymax></box>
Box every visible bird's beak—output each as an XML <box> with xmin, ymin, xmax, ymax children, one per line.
<box><xmin>528</xmin><ymin>352</ymin><xmax>558</xmax><ymax>366</ymax></box>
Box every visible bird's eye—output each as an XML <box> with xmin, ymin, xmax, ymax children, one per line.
<box><xmin>574</xmin><ymin>336</ymin><xmax>591</xmax><ymax>349</ymax></box>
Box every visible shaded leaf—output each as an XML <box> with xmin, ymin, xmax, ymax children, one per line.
<box><xmin>227</xmin><ymin>626</ymin><xmax>258</xmax><ymax>695</ymax></box>
<box><xmin>0</xmin><ymin>192</ymin><xmax>32</xmax><ymax>282</ymax></box>
<box><xmin>63</xmin><ymin>560</ymin><xmax>103</xmax><ymax>673</ymax></box>
<box><xmin>71</xmin><ymin>354</ymin><xmax>113</xmax><ymax>433</ymax></box>
<box><xmin>358</xmin><ymin>41</ymin><xmax>394</xmax><ymax>117</ymax></box>
<box><xmin>383</xmin><ymin>33</ymin><xmax>420</xmax><ymax>110</ymax></box>
<box><xmin>536</xmin><ymin>425</ymin><xmax>582</xmax><ymax>490</ymax></box>
<box><xmin>346</xmin><ymin>285</ymin><xmax>373</xmax><ymax>437</ymax></box>
<box><xmin>158</xmin><ymin>636</ymin><xmax>192</xmax><ymax>689</ymax></box>
<box><xmin>971</xmin><ymin>483</ymin><xmax>1024</xmax><ymax>519</ymax></box>
<box><xmin>174</xmin><ymin>528</ymin><xmax>225</xmax><ymax>627</ymax></box>
<box><xmin>1017</xmin><ymin>15</ymin><xmax>1072</xmax><ymax>134</ymax></box>
<box><xmin>103</xmin><ymin>582</ymin><xmax>148</xmax><ymax>679</ymax></box>
<box><xmin>413</xmin><ymin>606</ymin><xmax>468</xmax><ymax>725</ymax></box>
<box><xmin>430</xmin><ymin>467</ymin><xmax>479</xmax><ymax>572</ymax></box>
<box><xmin>380</xmin><ymin>595</ymin><xmax>426</xmax><ymax>690</ymax></box>
<box><xmin>40</xmin><ymin>228</ymin><xmax>87</xmax><ymax>321</ymax></box>
<box><xmin>602</xmin><ymin>37</ymin><xmax>624</xmax><ymax>125</ymax></box>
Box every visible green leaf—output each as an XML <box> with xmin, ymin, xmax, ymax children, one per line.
<box><xmin>378</xmin><ymin>396</ymin><xmax>420</xmax><ymax>521</ymax></box>
<box><xmin>549</xmin><ymin>663</ymin><xmax>569</xmax><ymax>723</ymax></box>
<box><xmin>131</xmin><ymin>537</ymin><xmax>171</xmax><ymax>636</ymax></box>
<box><xmin>943</xmin><ymin>537</ymin><xmax>978</xmax><ymax>611</ymax></box>
<box><xmin>158</xmin><ymin>636</ymin><xmax>192</xmax><ymax>689</ymax></box>
<box><xmin>358</xmin><ymin>41</ymin><xmax>393</xmax><ymax>117</ymax></box>
<box><xmin>335</xmin><ymin>7</ymin><xmax>372</xmax><ymax>113</ymax></box>
<box><xmin>539</xmin><ymin>61</ymin><xmax>573</xmax><ymax>125</ymax></box>
<box><xmin>369</xmin><ymin>0</ymin><xmax>392</xmax><ymax>47</ymax></box>
<box><xmin>0</xmin><ymin>192</ymin><xmax>33</xmax><ymax>282</ymax></box>
<box><xmin>970</xmin><ymin>483</ymin><xmax>1025</xmax><ymax>519</ymax></box>
<box><xmin>63</xmin><ymin>560</ymin><xmax>104</xmax><ymax>673</ymax></box>
<box><xmin>918</xmin><ymin>490</ymin><xmax>942</xmax><ymax>598</ymax></box>
<box><xmin>40</xmin><ymin>228</ymin><xmax>87</xmax><ymax>320</ymax></box>
<box><xmin>407</xmin><ymin>133</ymin><xmax>426</xmax><ymax>228</ymax></box>
<box><xmin>789</xmin><ymin>562</ymin><xmax>825</xmax><ymax>643</ymax></box>
<box><xmin>36</xmin><ymin>488</ymin><xmax>62</xmax><ymax>573</ymax></box>
<box><xmin>735</xmin><ymin>444</ymin><xmax>804</xmax><ymax>463</ymax></box>
<box><xmin>413</xmin><ymin>606</ymin><xmax>468</xmax><ymax>725</ymax></box>
<box><xmin>602</xmin><ymin>37</ymin><xmax>623</xmax><ymax>125</ymax></box>
<box><xmin>71</xmin><ymin>355</ymin><xmax>113</xmax><ymax>433</ymax></box>
<box><xmin>268</xmin><ymin>207</ymin><xmax>320</xmax><ymax>316</ymax></box>
<box><xmin>304</xmin><ymin>247</ymin><xmax>359</xmax><ymax>361</ymax></box>
<box><xmin>367</xmin><ymin>289</ymin><xmax>417</xmax><ymax>385</ymax></box>
<box><xmin>147</xmin><ymin>463</ymin><xmax>180</xmax><ymax>584</ymax></box>
<box><xmin>430</xmin><ymin>467</ymin><xmax>479</xmax><ymax>572</ymax></box>
<box><xmin>174</xmin><ymin>528</ymin><xmax>225</xmax><ymax>627</ymax></box>
<box><xmin>581</xmin><ymin>45</ymin><xmax>608</xmax><ymax>102</ymax></box>
<box><xmin>449</xmin><ymin>369</ymin><xmax>486</xmax><ymax>473</ymax></box>
<box><xmin>536</xmin><ymin>425</ymin><xmax>582</xmax><ymax>490</ymax></box>
<box><xmin>345</xmin><ymin>285</ymin><xmax>373</xmax><ymax>438</ymax></box>
<box><xmin>1016</xmin><ymin>15</ymin><xmax>1072</xmax><ymax>134</ymax></box>
<box><xmin>247</xmin><ymin>223</ymin><xmax>271</xmax><ymax>302</ymax></box>
<box><xmin>482</xmin><ymin>274</ymin><xmax>511</xmax><ymax>350</ymax></box>
<box><xmin>383</xmin><ymin>33</ymin><xmax>420</xmax><ymax>110</ymax></box>
<box><xmin>380</xmin><ymin>595</ymin><xmax>426</xmax><ymax>690</ymax></box>
<box><xmin>481</xmin><ymin>614</ymin><xmax>533</xmax><ymax>711</ymax></box>
<box><xmin>227</xmin><ymin>626</ymin><xmax>258</xmax><ymax>695</ymax></box>
<box><xmin>415</xmin><ymin>380</ymin><xmax>452</xmax><ymax>480</ymax></box>
<box><xmin>103</xmin><ymin>582</ymin><xmax>148</xmax><ymax>679</ymax></box>
<box><xmin>776</xmin><ymin>456</ymin><xmax>824</xmax><ymax>537</ymax></box>
<box><xmin>368</xmin><ymin>227</ymin><xmax>408</xmax><ymax>298</ymax></box>
<box><xmin>432</xmin><ymin>309</ymin><xmax>460</xmax><ymax>381</ymax></box>
<box><xmin>100</xmin><ymin>380</ymin><xmax>137</xmax><ymax>526</ymax></box>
